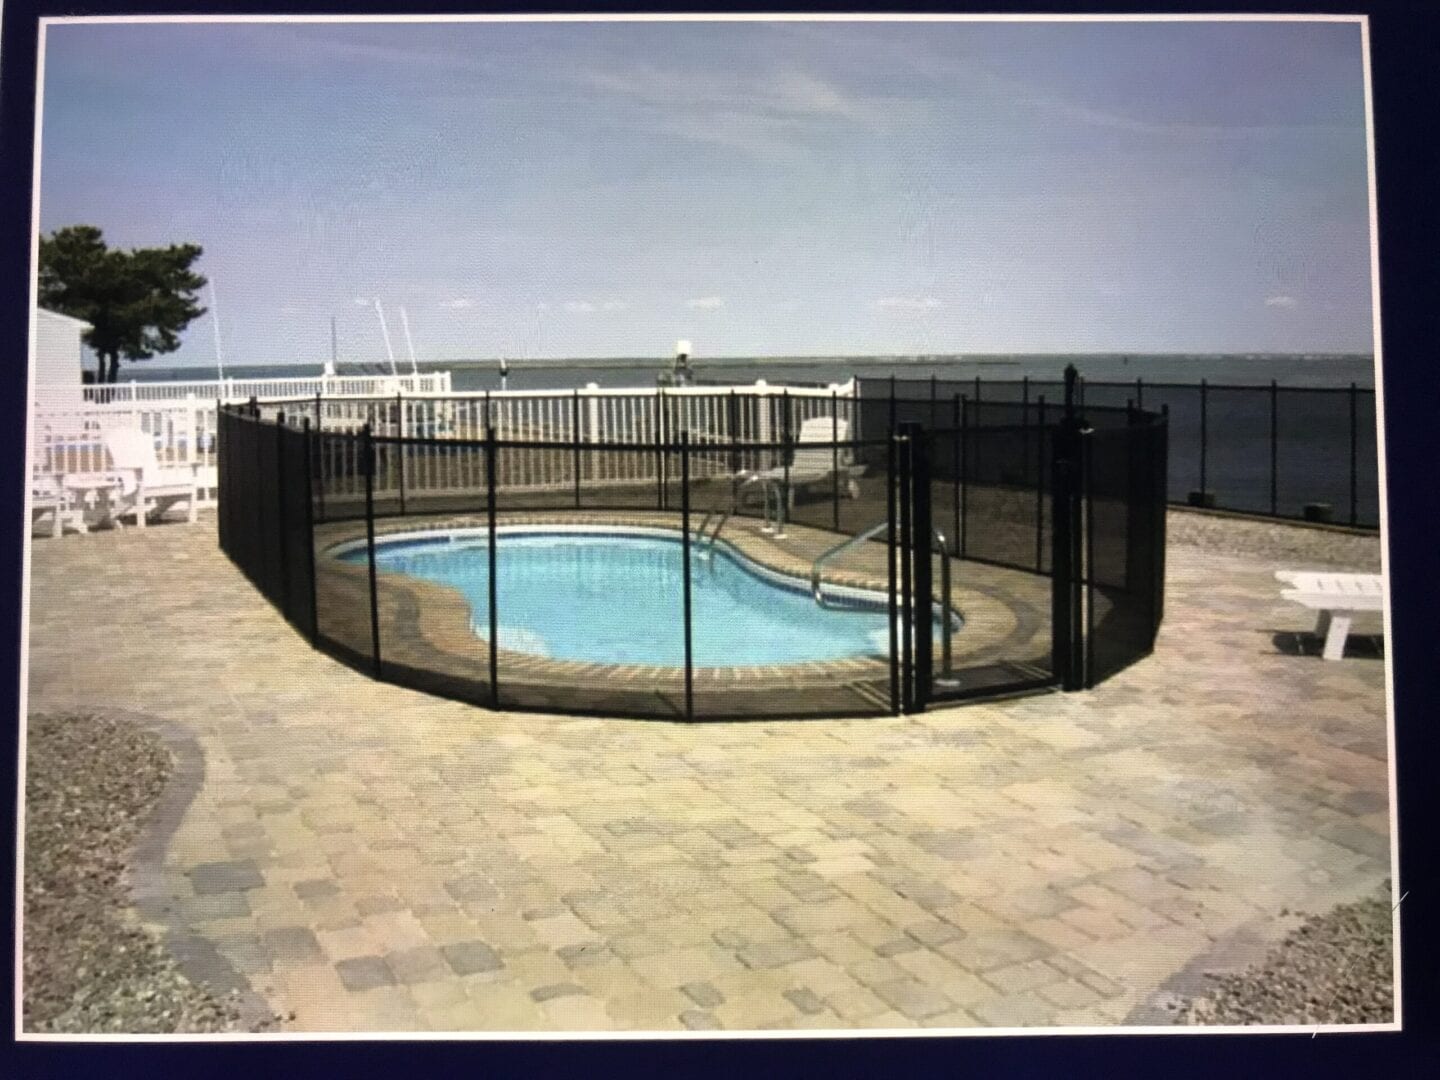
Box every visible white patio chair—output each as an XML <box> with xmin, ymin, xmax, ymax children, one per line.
<box><xmin>30</xmin><ymin>472</ymin><xmax>83</xmax><ymax>538</ymax></box>
<box><xmin>101</xmin><ymin>426</ymin><xmax>201</xmax><ymax>527</ymax></box>
<box><xmin>739</xmin><ymin>416</ymin><xmax>863</xmax><ymax>510</ymax></box>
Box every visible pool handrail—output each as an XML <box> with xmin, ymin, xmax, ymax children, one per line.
<box><xmin>811</xmin><ymin>521</ymin><xmax>888</xmax><ymax>603</ymax></box>
<box><xmin>812</xmin><ymin>521</ymin><xmax>956</xmax><ymax>675</ymax></box>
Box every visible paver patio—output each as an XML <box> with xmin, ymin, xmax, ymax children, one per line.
<box><xmin>24</xmin><ymin>512</ymin><xmax>1391</xmax><ymax>1031</ymax></box>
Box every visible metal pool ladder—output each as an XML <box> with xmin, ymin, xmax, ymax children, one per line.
<box><xmin>810</xmin><ymin>522</ymin><xmax>958</xmax><ymax>676</ymax></box>
<box><xmin>694</xmin><ymin>509</ymin><xmax>731</xmax><ymax>560</ymax></box>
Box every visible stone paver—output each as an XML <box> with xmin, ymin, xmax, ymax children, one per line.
<box><xmin>23</xmin><ymin>512</ymin><xmax>1393</xmax><ymax>1031</ymax></box>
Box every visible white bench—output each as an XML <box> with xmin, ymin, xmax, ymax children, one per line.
<box><xmin>1275</xmin><ymin>571</ymin><xmax>1385</xmax><ymax>660</ymax></box>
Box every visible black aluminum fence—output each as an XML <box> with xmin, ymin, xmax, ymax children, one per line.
<box><xmin>859</xmin><ymin>375</ymin><xmax>1378</xmax><ymax>528</ymax></box>
<box><xmin>218</xmin><ymin>373</ymin><xmax>1165</xmax><ymax>721</ymax></box>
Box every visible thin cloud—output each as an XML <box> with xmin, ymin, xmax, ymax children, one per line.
<box><xmin>257</xmin><ymin>27</ymin><xmax>496</xmax><ymax>78</ymax></box>
<box><xmin>1265</xmin><ymin>295</ymin><xmax>1299</xmax><ymax>308</ymax></box>
<box><xmin>876</xmin><ymin>296</ymin><xmax>942</xmax><ymax>311</ymax></box>
<box><xmin>872</xmin><ymin>38</ymin><xmax>1358</xmax><ymax>139</ymax></box>
<box><xmin>576</xmin><ymin>65</ymin><xmax>900</xmax><ymax>123</ymax></box>
<box><xmin>573</xmin><ymin>63</ymin><xmax>928</xmax><ymax>158</ymax></box>
<box><xmin>686</xmin><ymin>296</ymin><xmax>725</xmax><ymax>310</ymax></box>
<box><xmin>563</xmin><ymin>300</ymin><xmax>628</xmax><ymax>313</ymax></box>
<box><xmin>439</xmin><ymin>298</ymin><xmax>475</xmax><ymax>310</ymax></box>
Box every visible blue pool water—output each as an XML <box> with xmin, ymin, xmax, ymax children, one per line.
<box><xmin>340</xmin><ymin>530</ymin><xmax>901</xmax><ymax>667</ymax></box>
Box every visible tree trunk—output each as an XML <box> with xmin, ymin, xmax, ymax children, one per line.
<box><xmin>104</xmin><ymin>353</ymin><xmax>119</xmax><ymax>384</ymax></box>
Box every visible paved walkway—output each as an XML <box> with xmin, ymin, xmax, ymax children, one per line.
<box><xmin>25</xmin><ymin>515</ymin><xmax>1391</xmax><ymax>1031</ymax></box>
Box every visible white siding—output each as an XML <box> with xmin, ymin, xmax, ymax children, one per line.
<box><xmin>32</xmin><ymin>309</ymin><xmax>91</xmax><ymax>407</ymax></box>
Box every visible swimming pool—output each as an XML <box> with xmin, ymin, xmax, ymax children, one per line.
<box><xmin>334</xmin><ymin>526</ymin><xmax>950</xmax><ymax>668</ymax></box>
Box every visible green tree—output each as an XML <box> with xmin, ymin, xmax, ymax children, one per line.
<box><xmin>38</xmin><ymin>225</ymin><xmax>207</xmax><ymax>383</ymax></box>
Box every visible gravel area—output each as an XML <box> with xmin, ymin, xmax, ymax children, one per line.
<box><xmin>1167</xmin><ymin>508</ymin><xmax>1381</xmax><ymax>571</ymax></box>
<box><xmin>23</xmin><ymin>712</ymin><xmax>276</xmax><ymax>1034</ymax></box>
<box><xmin>1171</xmin><ymin>883</ymin><xmax>1396</xmax><ymax>1026</ymax></box>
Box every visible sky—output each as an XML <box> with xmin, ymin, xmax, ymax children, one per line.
<box><xmin>37</xmin><ymin>18</ymin><xmax>1375</xmax><ymax>366</ymax></box>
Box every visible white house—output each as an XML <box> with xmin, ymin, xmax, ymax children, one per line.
<box><xmin>32</xmin><ymin>308</ymin><xmax>92</xmax><ymax>406</ymax></box>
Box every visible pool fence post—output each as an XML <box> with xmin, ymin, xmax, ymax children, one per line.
<box><xmin>1035</xmin><ymin>395</ymin><xmax>1048</xmax><ymax>571</ymax></box>
<box><xmin>908</xmin><ymin>422</ymin><xmax>933</xmax><ymax>711</ymax></box>
<box><xmin>888</xmin><ymin>375</ymin><xmax>897</xmax><ymax>433</ymax></box>
<box><xmin>1084</xmin><ymin>420</ymin><xmax>1097</xmax><ymax>689</ymax></box>
<box><xmin>1136</xmin><ymin>377</ymin><xmax>1144</xmax><ymax>410</ymax></box>
<box><xmin>958</xmin><ymin>394</ymin><xmax>969</xmax><ymax>560</ymax></box>
<box><xmin>897</xmin><ymin>427</ymin><xmax>914</xmax><ymax>714</ymax></box>
<box><xmin>831</xmin><ymin>390</ymin><xmax>840</xmax><ymax>532</ymax></box>
<box><xmin>362</xmin><ymin>423</ymin><xmax>382</xmax><ymax>678</ymax></box>
<box><xmin>396</xmin><ymin>392</ymin><xmax>407</xmax><ymax>516</ymax></box>
<box><xmin>1269</xmin><ymin>380</ymin><xmax>1279</xmax><ymax>516</ymax></box>
<box><xmin>302</xmin><ymin>416</ymin><xmax>319</xmax><ymax>648</ymax></box>
<box><xmin>275</xmin><ymin>413</ymin><xmax>292</xmax><ymax>619</ymax></box>
<box><xmin>1052</xmin><ymin>366</ymin><xmax>1081</xmax><ymax>691</ymax></box>
<box><xmin>250</xmin><ymin>400</ymin><xmax>265</xmax><ymax>586</ymax></box>
<box><xmin>1156</xmin><ymin>405</ymin><xmax>1170</xmax><ymax>624</ymax></box>
<box><xmin>951</xmin><ymin>394</ymin><xmax>961</xmax><ymax>558</ymax></box>
<box><xmin>1349</xmin><ymin>383</ymin><xmax>1359</xmax><ymax>526</ymax></box>
<box><xmin>572</xmin><ymin>388</ymin><xmax>582</xmax><ymax>509</ymax></box>
<box><xmin>1070</xmin><ymin>367</ymin><xmax>1086</xmax><ymax>688</ymax></box>
<box><xmin>680</xmin><ymin>431</ymin><xmax>695</xmax><ymax>722</ymax></box>
<box><xmin>1199</xmin><ymin>378</ymin><xmax>1208</xmax><ymax>501</ymax></box>
<box><xmin>778</xmin><ymin>397</ymin><xmax>791</xmax><ymax>538</ymax></box>
<box><xmin>729</xmin><ymin>389</ymin><xmax>741</xmax><ymax>513</ymax></box>
<box><xmin>886</xmin><ymin>431</ymin><xmax>900</xmax><ymax>715</ymax></box>
<box><xmin>929</xmin><ymin>374</ymin><xmax>937</xmax><ymax>431</ymax></box>
<box><xmin>486</xmin><ymin>426</ymin><xmax>499</xmax><ymax>707</ymax></box>
<box><xmin>216</xmin><ymin>400</ymin><xmax>227</xmax><ymax>554</ymax></box>
<box><xmin>1022</xmin><ymin>376</ymin><xmax>1032</xmax><ymax>492</ymax></box>
<box><xmin>657</xmin><ymin>388</ymin><xmax>667</xmax><ymax>511</ymax></box>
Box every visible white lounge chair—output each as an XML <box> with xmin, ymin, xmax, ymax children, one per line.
<box><xmin>739</xmin><ymin>416</ymin><xmax>863</xmax><ymax>510</ymax></box>
<box><xmin>1275</xmin><ymin>570</ymin><xmax>1384</xmax><ymax>660</ymax></box>
<box><xmin>102</xmin><ymin>426</ymin><xmax>201</xmax><ymax>527</ymax></box>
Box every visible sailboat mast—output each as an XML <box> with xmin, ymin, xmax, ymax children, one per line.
<box><xmin>399</xmin><ymin>306</ymin><xmax>419</xmax><ymax>377</ymax></box>
<box><xmin>373</xmin><ymin>299</ymin><xmax>397</xmax><ymax>377</ymax></box>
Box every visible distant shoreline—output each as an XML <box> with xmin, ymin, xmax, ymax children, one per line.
<box><xmin>133</xmin><ymin>352</ymin><xmax>1375</xmax><ymax>377</ymax></box>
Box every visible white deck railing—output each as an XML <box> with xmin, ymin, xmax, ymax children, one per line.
<box><xmin>81</xmin><ymin>370</ymin><xmax>452</xmax><ymax>405</ymax></box>
<box><xmin>37</xmin><ymin>377</ymin><xmax>857</xmax><ymax>513</ymax></box>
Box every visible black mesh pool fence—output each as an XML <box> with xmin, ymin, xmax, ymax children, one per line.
<box><xmin>217</xmin><ymin>380</ymin><xmax>1167</xmax><ymax>721</ymax></box>
<box><xmin>859</xmin><ymin>375</ymin><xmax>1378</xmax><ymax>528</ymax></box>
